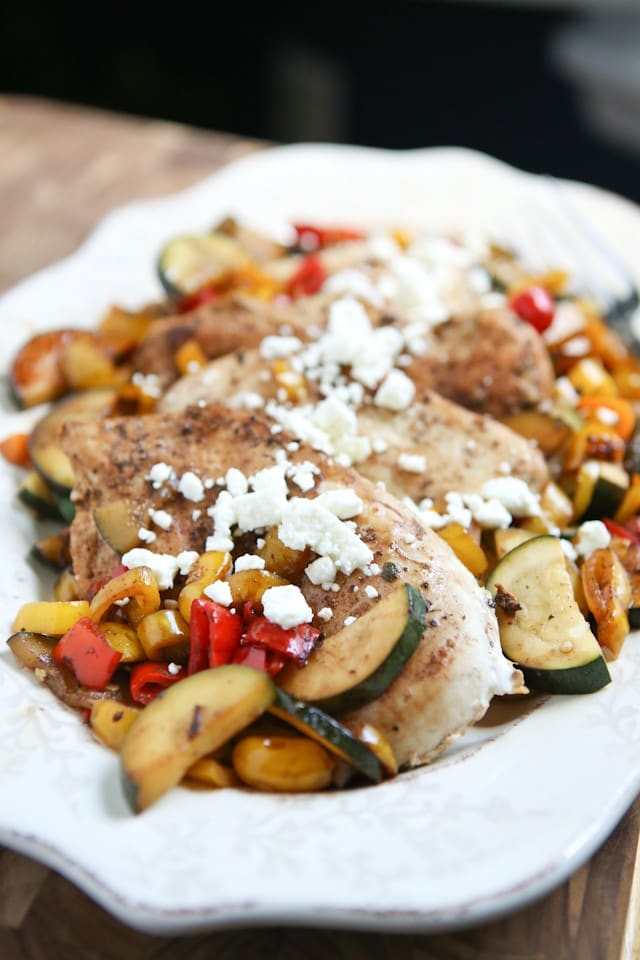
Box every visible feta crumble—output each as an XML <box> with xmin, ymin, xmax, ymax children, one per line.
<box><xmin>397</xmin><ymin>453</ymin><xmax>427</xmax><ymax>474</ymax></box>
<box><xmin>262</xmin><ymin>584</ymin><xmax>313</xmax><ymax>629</ymax></box>
<box><xmin>234</xmin><ymin>554</ymin><xmax>266</xmax><ymax>572</ymax></box>
<box><xmin>179</xmin><ymin>471</ymin><xmax>205</xmax><ymax>503</ymax></box>
<box><xmin>203</xmin><ymin>579</ymin><xmax>233</xmax><ymax>606</ymax></box>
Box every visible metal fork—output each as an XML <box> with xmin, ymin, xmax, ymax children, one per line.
<box><xmin>504</xmin><ymin>175</ymin><xmax>640</xmax><ymax>353</ymax></box>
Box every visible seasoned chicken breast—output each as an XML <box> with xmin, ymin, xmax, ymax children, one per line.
<box><xmin>160</xmin><ymin>348</ymin><xmax>549</xmax><ymax>504</ymax></box>
<box><xmin>61</xmin><ymin>405</ymin><xmax>521</xmax><ymax>767</ymax></box>
<box><xmin>135</xmin><ymin>286</ymin><xmax>553</xmax><ymax>416</ymax></box>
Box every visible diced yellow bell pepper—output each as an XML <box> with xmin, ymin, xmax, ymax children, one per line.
<box><xmin>90</xmin><ymin>701</ymin><xmax>141</xmax><ymax>750</ymax></box>
<box><xmin>178</xmin><ymin>551</ymin><xmax>232</xmax><ymax>622</ymax></box>
<box><xmin>436</xmin><ymin>523</ymin><xmax>487</xmax><ymax>576</ymax></box>
<box><xmin>581</xmin><ymin>547</ymin><xmax>631</xmax><ymax>658</ymax></box>
<box><xmin>184</xmin><ymin>756</ymin><xmax>240</xmax><ymax>788</ymax></box>
<box><xmin>12</xmin><ymin>600</ymin><xmax>91</xmax><ymax>636</ymax></box>
<box><xmin>137</xmin><ymin>609</ymin><xmax>189</xmax><ymax>660</ymax></box>
<box><xmin>100</xmin><ymin>621</ymin><xmax>146</xmax><ymax>662</ymax></box>
<box><xmin>90</xmin><ymin>566</ymin><xmax>160</xmax><ymax>624</ymax></box>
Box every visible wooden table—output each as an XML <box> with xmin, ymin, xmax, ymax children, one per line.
<box><xmin>1</xmin><ymin>94</ymin><xmax>639</xmax><ymax>960</ymax></box>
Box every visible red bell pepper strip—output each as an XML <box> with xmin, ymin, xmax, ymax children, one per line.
<box><xmin>233</xmin><ymin>643</ymin><xmax>287</xmax><ymax>677</ymax></box>
<box><xmin>53</xmin><ymin>617</ymin><xmax>122</xmax><ymax>691</ymax></box>
<box><xmin>178</xmin><ymin>284</ymin><xmax>219</xmax><ymax>314</ymax></box>
<box><xmin>233</xmin><ymin>644</ymin><xmax>268</xmax><ymax>671</ymax></box>
<box><xmin>188</xmin><ymin>598</ymin><xmax>244</xmax><ymax>673</ymax></box>
<box><xmin>604</xmin><ymin>518</ymin><xmax>640</xmax><ymax>543</ymax></box>
<box><xmin>285</xmin><ymin>254</ymin><xmax>327</xmax><ymax>299</ymax></box>
<box><xmin>130</xmin><ymin>662</ymin><xmax>184</xmax><ymax>705</ymax></box>
<box><xmin>292</xmin><ymin>224</ymin><xmax>363</xmax><ymax>251</ymax></box>
<box><xmin>86</xmin><ymin>564</ymin><xmax>129</xmax><ymax>602</ymax></box>
<box><xmin>508</xmin><ymin>286</ymin><xmax>555</xmax><ymax>334</ymax></box>
<box><xmin>242</xmin><ymin>616</ymin><xmax>321</xmax><ymax>665</ymax></box>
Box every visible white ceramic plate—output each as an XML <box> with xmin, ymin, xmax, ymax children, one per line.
<box><xmin>2</xmin><ymin>145</ymin><xmax>640</xmax><ymax>936</ymax></box>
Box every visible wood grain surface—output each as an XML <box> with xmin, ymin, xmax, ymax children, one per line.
<box><xmin>1</xmin><ymin>94</ymin><xmax>640</xmax><ymax>960</ymax></box>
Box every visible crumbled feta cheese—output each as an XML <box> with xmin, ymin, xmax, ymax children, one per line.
<box><xmin>343</xmin><ymin>616</ymin><xmax>357</xmax><ymax>627</ymax></box>
<box><xmin>574</xmin><ymin>520</ymin><xmax>611</xmax><ymax>559</ymax></box>
<box><xmin>177</xmin><ymin>551</ymin><xmax>199</xmax><ymax>575</ymax></box>
<box><xmin>374</xmin><ymin>369</ymin><xmax>415</xmax><ymax>411</ymax></box>
<box><xmin>363</xmin><ymin>563</ymin><xmax>381</xmax><ymax>576</ymax></box>
<box><xmin>146</xmin><ymin>461</ymin><xmax>175</xmax><ymax>489</ymax></box>
<box><xmin>315</xmin><ymin>488</ymin><xmax>363</xmax><ymax>520</ymax></box>
<box><xmin>289</xmin><ymin>468</ymin><xmax>316</xmax><ymax>492</ymax></box>
<box><xmin>167</xmin><ymin>662</ymin><xmax>182</xmax><ymax>676</ymax></box>
<box><xmin>138</xmin><ymin>527</ymin><xmax>157</xmax><ymax>544</ymax></box>
<box><xmin>278</xmin><ymin>499</ymin><xmax>373</xmax><ymax>574</ymax></box>
<box><xmin>364</xmin><ymin>585</ymin><xmax>379</xmax><ymax>599</ymax></box>
<box><xmin>192</xmin><ymin>509</ymin><xmax>202</xmax><ymax>522</ymax></box>
<box><xmin>367</xmin><ymin>234</ymin><xmax>401</xmax><ymax>263</ymax></box>
<box><xmin>229</xmin><ymin>391</ymin><xmax>265</xmax><ymax>411</ymax></box>
<box><xmin>372</xmin><ymin>438</ymin><xmax>388</xmax><ymax>454</ymax></box>
<box><xmin>203</xmin><ymin>579</ymin><xmax>233</xmax><ymax>606</ymax></box>
<box><xmin>179</xmin><ymin>471</ymin><xmax>205</xmax><ymax>503</ymax></box>
<box><xmin>443</xmin><ymin>492</ymin><xmax>473</xmax><ymax>529</ymax></box>
<box><xmin>262</xmin><ymin>584</ymin><xmax>313</xmax><ymax>629</ymax></box>
<box><xmin>148</xmin><ymin>508</ymin><xmax>173</xmax><ymax>530</ymax></box>
<box><xmin>560</xmin><ymin>538</ymin><xmax>578</xmax><ymax>562</ymax></box>
<box><xmin>305</xmin><ymin>556</ymin><xmax>337</xmax><ymax>585</ymax></box>
<box><xmin>463</xmin><ymin>494</ymin><xmax>511</xmax><ymax>530</ymax></box>
<box><xmin>467</xmin><ymin>266</ymin><xmax>491</xmax><ymax>294</ymax></box>
<box><xmin>121</xmin><ymin>549</ymin><xmax>181</xmax><ymax>590</ymax></box>
<box><xmin>205</xmin><ymin>490</ymin><xmax>235</xmax><ymax>553</ymax></box>
<box><xmin>397</xmin><ymin>453</ymin><xmax>427</xmax><ymax>474</ymax></box>
<box><xmin>234</xmin><ymin>554</ymin><xmax>266</xmax><ymax>572</ymax></box>
<box><xmin>225</xmin><ymin>467</ymin><xmax>248</xmax><ymax>498</ymax></box>
<box><xmin>260</xmin><ymin>335</ymin><xmax>303</xmax><ymax>359</ymax></box>
<box><xmin>481</xmin><ymin>477</ymin><xmax>540</xmax><ymax>517</ymax></box>
<box><xmin>233</xmin><ymin>489</ymin><xmax>287</xmax><ymax>532</ymax></box>
<box><xmin>317</xmin><ymin>607</ymin><xmax>333</xmax><ymax>622</ymax></box>
<box><xmin>324</xmin><ymin>268</ymin><xmax>384</xmax><ymax>307</ymax></box>
<box><xmin>251</xmin><ymin>464</ymin><xmax>288</xmax><ymax>497</ymax></box>
<box><xmin>132</xmin><ymin>371</ymin><xmax>162</xmax><ymax>398</ymax></box>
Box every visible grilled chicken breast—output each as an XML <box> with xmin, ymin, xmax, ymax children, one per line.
<box><xmin>61</xmin><ymin>405</ymin><xmax>521</xmax><ymax>767</ymax></box>
<box><xmin>160</xmin><ymin>348</ymin><xmax>549</xmax><ymax>504</ymax></box>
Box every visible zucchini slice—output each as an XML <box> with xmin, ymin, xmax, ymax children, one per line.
<box><xmin>30</xmin><ymin>530</ymin><xmax>71</xmax><ymax>570</ymax></box>
<box><xmin>277</xmin><ymin>583</ymin><xmax>425</xmax><ymax>713</ymax></box>
<box><xmin>271</xmin><ymin>689</ymin><xmax>383</xmax><ymax>783</ymax></box>
<box><xmin>17</xmin><ymin>470</ymin><xmax>63</xmax><ymax>521</ymax></box>
<box><xmin>94</xmin><ymin>500</ymin><xmax>140</xmax><ymax>553</ymax></box>
<box><xmin>120</xmin><ymin>665</ymin><xmax>276</xmax><ymax>811</ymax></box>
<box><xmin>487</xmin><ymin>535</ymin><xmax>611</xmax><ymax>694</ymax></box>
<box><xmin>573</xmin><ymin>461</ymin><xmax>629</xmax><ymax>523</ymax></box>
<box><xmin>29</xmin><ymin>388</ymin><xmax>116</xmax><ymax>496</ymax></box>
<box><xmin>157</xmin><ymin>233</ymin><xmax>248</xmax><ymax>297</ymax></box>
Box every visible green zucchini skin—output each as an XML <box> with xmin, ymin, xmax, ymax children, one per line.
<box><xmin>487</xmin><ymin>535</ymin><xmax>611</xmax><ymax>695</ymax></box>
<box><xmin>29</xmin><ymin>388</ymin><xmax>116</xmax><ymax>497</ymax></box>
<box><xmin>283</xmin><ymin>583</ymin><xmax>426</xmax><ymax>716</ymax></box>
<box><xmin>17</xmin><ymin>471</ymin><xmax>64</xmax><ymax>521</ymax></box>
<box><xmin>272</xmin><ymin>689</ymin><xmax>383</xmax><ymax>783</ymax></box>
<box><xmin>518</xmin><ymin>659</ymin><xmax>611</xmax><ymax>695</ymax></box>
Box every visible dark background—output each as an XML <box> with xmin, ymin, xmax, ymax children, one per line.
<box><xmin>3</xmin><ymin>1</ymin><xmax>639</xmax><ymax>202</ymax></box>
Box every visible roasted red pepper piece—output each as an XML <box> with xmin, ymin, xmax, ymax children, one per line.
<box><xmin>242</xmin><ymin>616</ymin><xmax>320</xmax><ymax>665</ymax></box>
<box><xmin>188</xmin><ymin>598</ymin><xmax>244</xmax><ymax>673</ymax></box>
<box><xmin>292</xmin><ymin>224</ymin><xmax>363</xmax><ymax>251</ymax></box>
<box><xmin>285</xmin><ymin>254</ymin><xmax>327</xmax><ymax>299</ymax></box>
<box><xmin>233</xmin><ymin>643</ymin><xmax>287</xmax><ymax>677</ymax></box>
<box><xmin>130</xmin><ymin>662</ymin><xmax>184</xmax><ymax>705</ymax></box>
<box><xmin>178</xmin><ymin>284</ymin><xmax>219</xmax><ymax>314</ymax></box>
<box><xmin>509</xmin><ymin>285</ymin><xmax>555</xmax><ymax>333</ymax></box>
<box><xmin>86</xmin><ymin>563</ymin><xmax>128</xmax><ymax>602</ymax></box>
<box><xmin>53</xmin><ymin>617</ymin><xmax>122</xmax><ymax>691</ymax></box>
<box><xmin>604</xmin><ymin>518</ymin><xmax>640</xmax><ymax>543</ymax></box>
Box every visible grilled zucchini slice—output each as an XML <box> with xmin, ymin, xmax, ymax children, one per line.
<box><xmin>487</xmin><ymin>534</ymin><xmax>610</xmax><ymax>694</ymax></box>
